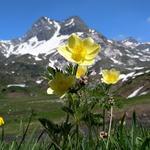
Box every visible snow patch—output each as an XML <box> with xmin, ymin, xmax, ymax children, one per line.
<box><xmin>134</xmin><ymin>67</ymin><xmax>144</xmax><ymax>70</ymax></box>
<box><xmin>143</xmin><ymin>48</ymin><xmax>149</xmax><ymax>52</ymax></box>
<box><xmin>36</xmin><ymin>80</ymin><xmax>43</xmax><ymax>84</ymax></box>
<box><xmin>107</xmin><ymin>40</ymin><xmax>113</xmax><ymax>44</ymax></box>
<box><xmin>120</xmin><ymin>72</ymin><xmax>135</xmax><ymax>82</ymax></box>
<box><xmin>126</xmin><ymin>54</ymin><xmax>139</xmax><ymax>58</ymax></box>
<box><xmin>11</xmin><ymin>71</ymin><xmax>15</xmax><ymax>74</ymax></box>
<box><xmin>110</xmin><ymin>58</ymin><xmax>123</xmax><ymax>65</ymax></box>
<box><xmin>123</xmin><ymin>41</ymin><xmax>134</xmax><ymax>46</ymax></box>
<box><xmin>145</xmin><ymin>70</ymin><xmax>150</xmax><ymax>73</ymax></box>
<box><xmin>134</xmin><ymin>72</ymin><xmax>144</xmax><ymax>76</ymax></box>
<box><xmin>48</xmin><ymin>60</ymin><xmax>58</xmax><ymax>68</ymax></box>
<box><xmin>2</xmin><ymin>22</ymin><xmax>69</xmax><ymax>58</ymax></box>
<box><xmin>34</xmin><ymin>56</ymin><xmax>42</xmax><ymax>61</ymax></box>
<box><xmin>65</xmin><ymin>19</ymin><xmax>75</xmax><ymax>26</ymax></box>
<box><xmin>127</xmin><ymin>86</ymin><xmax>144</xmax><ymax>98</ymax></box>
<box><xmin>122</xmin><ymin>40</ymin><xmax>138</xmax><ymax>48</ymax></box>
<box><xmin>89</xmin><ymin>29</ymin><xmax>95</xmax><ymax>33</ymax></box>
<box><xmin>7</xmin><ymin>84</ymin><xmax>27</xmax><ymax>88</ymax></box>
<box><xmin>139</xmin><ymin>91</ymin><xmax>148</xmax><ymax>96</ymax></box>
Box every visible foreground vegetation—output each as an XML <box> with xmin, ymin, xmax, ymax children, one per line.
<box><xmin>0</xmin><ymin>83</ymin><xmax>150</xmax><ymax>150</ymax></box>
<box><xmin>0</xmin><ymin>110</ymin><xmax>150</xmax><ymax>150</ymax></box>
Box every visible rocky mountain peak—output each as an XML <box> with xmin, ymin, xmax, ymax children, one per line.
<box><xmin>65</xmin><ymin>16</ymin><xmax>86</xmax><ymax>25</ymax></box>
<box><xmin>125</xmin><ymin>37</ymin><xmax>139</xmax><ymax>43</ymax></box>
<box><xmin>23</xmin><ymin>16</ymin><xmax>59</xmax><ymax>41</ymax></box>
<box><xmin>121</xmin><ymin>37</ymin><xmax>139</xmax><ymax>47</ymax></box>
<box><xmin>59</xmin><ymin>16</ymin><xmax>89</xmax><ymax>35</ymax></box>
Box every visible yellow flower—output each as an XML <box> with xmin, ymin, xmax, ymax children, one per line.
<box><xmin>76</xmin><ymin>65</ymin><xmax>87</xmax><ymax>79</ymax></box>
<box><xmin>47</xmin><ymin>72</ymin><xmax>75</xmax><ymax>97</ymax></box>
<box><xmin>58</xmin><ymin>34</ymin><xmax>100</xmax><ymax>65</ymax></box>
<box><xmin>0</xmin><ymin>117</ymin><xmax>4</xmax><ymax>126</ymax></box>
<box><xmin>101</xmin><ymin>68</ymin><xmax>120</xmax><ymax>84</ymax></box>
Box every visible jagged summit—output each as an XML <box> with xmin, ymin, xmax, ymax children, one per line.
<box><xmin>16</xmin><ymin>16</ymin><xmax>89</xmax><ymax>42</ymax></box>
<box><xmin>60</xmin><ymin>16</ymin><xmax>89</xmax><ymax>35</ymax></box>
<box><xmin>125</xmin><ymin>37</ymin><xmax>139</xmax><ymax>43</ymax></box>
<box><xmin>23</xmin><ymin>16</ymin><xmax>58</xmax><ymax>41</ymax></box>
<box><xmin>63</xmin><ymin>16</ymin><xmax>87</xmax><ymax>26</ymax></box>
<box><xmin>120</xmin><ymin>36</ymin><xmax>140</xmax><ymax>47</ymax></box>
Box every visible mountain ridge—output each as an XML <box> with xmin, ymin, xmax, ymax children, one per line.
<box><xmin>0</xmin><ymin>16</ymin><xmax>149</xmax><ymax>98</ymax></box>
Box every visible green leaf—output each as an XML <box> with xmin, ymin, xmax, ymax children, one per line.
<box><xmin>140</xmin><ymin>137</ymin><xmax>150</xmax><ymax>150</ymax></box>
<box><xmin>61</xmin><ymin>106</ymin><xmax>74</xmax><ymax>116</ymax></box>
<box><xmin>66</xmin><ymin>64</ymin><xmax>74</xmax><ymax>75</ymax></box>
<box><xmin>132</xmin><ymin>110</ymin><xmax>137</xmax><ymax>128</ymax></box>
<box><xmin>82</xmin><ymin>112</ymin><xmax>103</xmax><ymax>126</ymax></box>
<box><xmin>44</xmin><ymin>71</ymin><xmax>53</xmax><ymax>80</ymax></box>
<box><xmin>131</xmin><ymin>111</ymin><xmax>137</xmax><ymax>150</ymax></box>
<box><xmin>39</xmin><ymin>118</ymin><xmax>60</xmax><ymax>134</ymax></box>
<box><xmin>60</xmin><ymin>122</ymin><xmax>73</xmax><ymax>136</ymax></box>
<box><xmin>47</xmin><ymin>66</ymin><xmax>56</xmax><ymax>77</ymax></box>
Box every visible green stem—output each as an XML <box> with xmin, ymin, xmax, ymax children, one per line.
<box><xmin>103</xmin><ymin>109</ymin><xmax>106</xmax><ymax>131</ymax></box>
<box><xmin>106</xmin><ymin>106</ymin><xmax>113</xmax><ymax>149</ymax></box>
<box><xmin>1</xmin><ymin>126</ymin><xmax>4</xmax><ymax>142</ymax></box>
<box><xmin>49</xmin><ymin>138</ymin><xmax>62</xmax><ymax>150</ymax></box>
<box><xmin>63</xmin><ymin>94</ymin><xmax>72</xmax><ymax>148</ymax></box>
<box><xmin>17</xmin><ymin>111</ymin><xmax>33</xmax><ymax>150</ymax></box>
<box><xmin>72</xmin><ymin>64</ymin><xmax>78</xmax><ymax>75</ymax></box>
<box><xmin>76</xmin><ymin>123</ymin><xmax>79</xmax><ymax>149</ymax></box>
<box><xmin>65</xmin><ymin>100</ymin><xmax>71</xmax><ymax>124</ymax></box>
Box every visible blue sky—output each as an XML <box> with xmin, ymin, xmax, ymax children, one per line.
<box><xmin>0</xmin><ymin>0</ymin><xmax>150</xmax><ymax>41</ymax></box>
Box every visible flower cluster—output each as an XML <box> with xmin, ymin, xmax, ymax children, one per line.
<box><xmin>47</xmin><ymin>33</ymin><xmax>120</xmax><ymax>97</ymax></box>
<box><xmin>41</xmin><ymin>33</ymin><xmax>121</xmax><ymax>149</ymax></box>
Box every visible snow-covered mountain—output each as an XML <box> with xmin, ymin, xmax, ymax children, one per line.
<box><xmin>0</xmin><ymin>16</ymin><xmax>150</xmax><ymax>98</ymax></box>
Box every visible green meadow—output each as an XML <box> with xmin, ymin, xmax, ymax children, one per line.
<box><xmin>0</xmin><ymin>89</ymin><xmax>150</xmax><ymax>136</ymax></box>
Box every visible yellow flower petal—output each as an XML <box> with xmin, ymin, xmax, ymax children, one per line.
<box><xmin>80</xmin><ymin>59</ymin><xmax>94</xmax><ymax>65</ymax></box>
<box><xmin>57</xmin><ymin>34</ymin><xmax>100</xmax><ymax>66</ymax></box>
<box><xmin>101</xmin><ymin>68</ymin><xmax>120</xmax><ymax>84</ymax></box>
<box><xmin>47</xmin><ymin>88</ymin><xmax>54</xmax><ymax>95</ymax></box>
<box><xmin>57</xmin><ymin>45</ymin><xmax>76</xmax><ymax>63</ymax></box>
<box><xmin>71</xmin><ymin>44</ymin><xmax>87</xmax><ymax>63</ymax></box>
<box><xmin>76</xmin><ymin>65</ymin><xmax>87</xmax><ymax>78</ymax></box>
<box><xmin>0</xmin><ymin>117</ymin><xmax>4</xmax><ymax>126</ymax></box>
<box><xmin>48</xmin><ymin>72</ymin><xmax>75</xmax><ymax>97</ymax></box>
<box><xmin>85</xmin><ymin>50</ymin><xmax>99</xmax><ymax>61</ymax></box>
<box><xmin>67</xmin><ymin>76</ymin><xmax>76</xmax><ymax>85</ymax></box>
<box><xmin>68</xmin><ymin>34</ymin><xmax>81</xmax><ymax>49</ymax></box>
<box><xmin>83</xmin><ymin>38</ymin><xmax>100</xmax><ymax>54</ymax></box>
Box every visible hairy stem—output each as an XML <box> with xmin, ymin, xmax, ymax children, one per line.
<box><xmin>106</xmin><ymin>106</ymin><xmax>113</xmax><ymax>149</ymax></box>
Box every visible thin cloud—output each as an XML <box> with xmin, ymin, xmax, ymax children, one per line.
<box><xmin>147</xmin><ymin>17</ymin><xmax>150</xmax><ymax>23</ymax></box>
